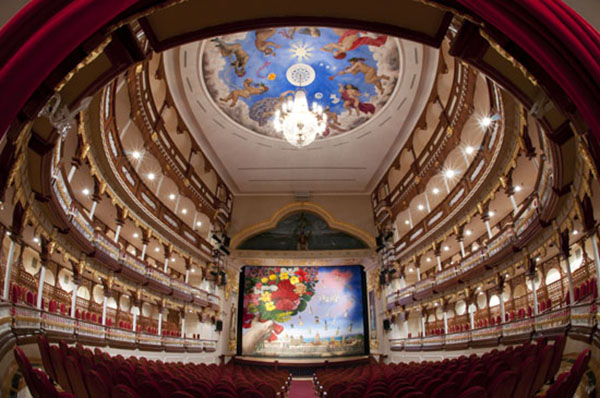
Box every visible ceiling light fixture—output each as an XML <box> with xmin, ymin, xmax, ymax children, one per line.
<box><xmin>479</xmin><ymin>114</ymin><xmax>499</xmax><ymax>129</ymax></box>
<box><xmin>169</xmin><ymin>193</ymin><xmax>176</xmax><ymax>200</ymax></box>
<box><xmin>404</xmin><ymin>220</ymin><xmax>410</xmax><ymax>225</ymax></box>
<box><xmin>426</xmin><ymin>257</ymin><xmax>431</xmax><ymax>262</ymax></box>
<box><xmin>465</xmin><ymin>229</ymin><xmax>472</xmax><ymax>236</ymax></box>
<box><xmin>273</xmin><ymin>67</ymin><xmax>325</xmax><ymax>148</ymax></box>
<box><xmin>514</xmin><ymin>185</ymin><xmax>522</xmax><ymax>192</ymax></box>
<box><xmin>465</xmin><ymin>146</ymin><xmax>475</xmax><ymax>155</ymax></box>
<box><xmin>444</xmin><ymin>169</ymin><xmax>456</xmax><ymax>179</ymax></box>
<box><xmin>132</xmin><ymin>151</ymin><xmax>141</xmax><ymax>160</ymax></box>
<box><xmin>488</xmin><ymin>211</ymin><xmax>495</xmax><ymax>217</ymax></box>
<box><xmin>82</xmin><ymin>188</ymin><xmax>90</xmax><ymax>196</ymax></box>
<box><xmin>33</xmin><ymin>237</ymin><xmax>40</xmax><ymax>243</ymax></box>
<box><xmin>196</xmin><ymin>221</ymin><xmax>202</xmax><ymax>227</ymax></box>
<box><xmin>573</xmin><ymin>230</ymin><xmax>578</xmax><ymax>235</ymax></box>
<box><xmin>147</xmin><ymin>173</ymin><xmax>156</xmax><ymax>181</ymax></box>
<box><xmin>154</xmin><ymin>247</ymin><xmax>160</xmax><ymax>252</ymax></box>
<box><xmin>418</xmin><ymin>204</ymin><xmax>425</xmax><ymax>211</ymax></box>
<box><xmin>133</xmin><ymin>233</ymin><xmax>139</xmax><ymax>238</ymax></box>
<box><xmin>181</xmin><ymin>208</ymin><xmax>187</xmax><ymax>215</ymax></box>
<box><xmin>443</xmin><ymin>246</ymin><xmax>449</xmax><ymax>251</ymax></box>
<box><xmin>432</xmin><ymin>187</ymin><xmax>440</xmax><ymax>194</ymax></box>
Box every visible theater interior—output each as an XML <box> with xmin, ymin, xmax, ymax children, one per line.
<box><xmin>0</xmin><ymin>1</ymin><xmax>599</xmax><ymax>397</ymax></box>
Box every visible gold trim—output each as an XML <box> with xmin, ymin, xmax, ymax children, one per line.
<box><xmin>230</xmin><ymin>201</ymin><xmax>376</xmax><ymax>249</ymax></box>
<box><xmin>55</xmin><ymin>37</ymin><xmax>112</xmax><ymax>93</ymax></box>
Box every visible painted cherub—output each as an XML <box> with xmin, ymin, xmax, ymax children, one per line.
<box><xmin>330</xmin><ymin>57</ymin><xmax>390</xmax><ymax>94</ymax></box>
<box><xmin>220</xmin><ymin>78</ymin><xmax>268</xmax><ymax>107</ymax></box>
<box><xmin>321</xmin><ymin>28</ymin><xmax>387</xmax><ymax>59</ymax></box>
<box><xmin>255</xmin><ymin>29</ymin><xmax>281</xmax><ymax>56</ymax></box>
<box><xmin>211</xmin><ymin>37</ymin><xmax>249</xmax><ymax>77</ymax></box>
<box><xmin>338</xmin><ymin>83</ymin><xmax>375</xmax><ymax>115</ymax></box>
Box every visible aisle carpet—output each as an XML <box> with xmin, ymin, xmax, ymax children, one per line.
<box><xmin>288</xmin><ymin>379</ymin><xmax>315</xmax><ymax>398</ymax></box>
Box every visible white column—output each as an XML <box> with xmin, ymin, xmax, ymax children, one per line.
<box><xmin>461</xmin><ymin>151</ymin><xmax>470</xmax><ymax>167</ymax></box>
<box><xmin>469</xmin><ymin>309</ymin><xmax>475</xmax><ymax>330</ymax></box>
<box><xmin>459</xmin><ymin>241</ymin><xmax>466</xmax><ymax>258</ymax></box>
<box><xmin>114</xmin><ymin>225</ymin><xmax>122</xmax><ymax>243</ymax></box>
<box><xmin>420</xmin><ymin>313</ymin><xmax>426</xmax><ymax>336</ymax></box>
<box><xmin>2</xmin><ymin>239</ymin><xmax>16</xmax><ymax>300</ymax></box>
<box><xmin>530</xmin><ymin>275</ymin><xmax>539</xmax><ymax>315</ymax></box>
<box><xmin>37</xmin><ymin>265</ymin><xmax>47</xmax><ymax>309</ymax></box>
<box><xmin>141</xmin><ymin>244</ymin><xmax>147</xmax><ymax>260</ymax></box>
<box><xmin>181</xmin><ymin>316</ymin><xmax>186</xmax><ymax>337</ymax></box>
<box><xmin>155</xmin><ymin>175</ymin><xmax>165</xmax><ymax>197</ymax></box>
<box><xmin>132</xmin><ymin>310</ymin><xmax>138</xmax><ymax>332</ymax></box>
<box><xmin>424</xmin><ymin>192</ymin><xmax>431</xmax><ymax>213</ymax></box>
<box><xmin>485</xmin><ymin>221</ymin><xmax>493</xmax><ymax>239</ymax></box>
<box><xmin>67</xmin><ymin>165</ymin><xmax>77</xmax><ymax>182</ymax></box>
<box><xmin>163</xmin><ymin>258</ymin><xmax>169</xmax><ymax>273</ymax></box>
<box><xmin>436</xmin><ymin>255</ymin><xmax>442</xmax><ymax>272</ymax></box>
<box><xmin>174</xmin><ymin>196</ymin><xmax>181</xmax><ymax>214</ymax></box>
<box><xmin>70</xmin><ymin>282</ymin><xmax>78</xmax><ymax>318</ymax></box>
<box><xmin>119</xmin><ymin>119</ymin><xmax>132</xmax><ymax>140</ymax></box>
<box><xmin>102</xmin><ymin>296</ymin><xmax>108</xmax><ymax>325</ymax></box>
<box><xmin>185</xmin><ymin>269</ymin><xmax>190</xmax><ymax>284</ymax></box>
<box><xmin>510</xmin><ymin>196</ymin><xmax>519</xmax><ymax>214</ymax></box>
<box><xmin>562</xmin><ymin>255</ymin><xmax>576</xmax><ymax>306</ymax></box>
<box><xmin>407</xmin><ymin>208</ymin><xmax>413</xmax><ymax>228</ymax></box>
<box><xmin>590</xmin><ymin>234</ymin><xmax>600</xmax><ymax>300</ymax></box>
<box><xmin>443</xmin><ymin>311</ymin><xmax>448</xmax><ymax>334</ymax></box>
<box><xmin>89</xmin><ymin>201</ymin><xmax>98</xmax><ymax>220</ymax></box>
<box><xmin>499</xmin><ymin>291</ymin><xmax>506</xmax><ymax>323</ymax></box>
<box><xmin>158</xmin><ymin>312</ymin><xmax>163</xmax><ymax>335</ymax></box>
<box><xmin>444</xmin><ymin>178</ymin><xmax>451</xmax><ymax>194</ymax></box>
<box><xmin>193</xmin><ymin>212</ymin><xmax>198</xmax><ymax>229</ymax></box>
<box><xmin>416</xmin><ymin>266</ymin><xmax>421</xmax><ymax>282</ymax></box>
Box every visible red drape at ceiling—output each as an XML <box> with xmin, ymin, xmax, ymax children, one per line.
<box><xmin>0</xmin><ymin>0</ymin><xmax>598</xmax><ymax>142</ymax></box>
<box><xmin>456</xmin><ymin>0</ymin><xmax>600</xmax><ymax>139</ymax></box>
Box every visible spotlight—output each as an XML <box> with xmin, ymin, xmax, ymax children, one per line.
<box><xmin>154</xmin><ymin>247</ymin><xmax>160</xmax><ymax>252</ymax></box>
<box><xmin>181</xmin><ymin>208</ymin><xmax>187</xmax><ymax>215</ymax></box>
<box><xmin>480</xmin><ymin>116</ymin><xmax>492</xmax><ymax>128</ymax></box>
<box><xmin>418</xmin><ymin>204</ymin><xmax>425</xmax><ymax>211</ymax></box>
<box><xmin>488</xmin><ymin>211</ymin><xmax>495</xmax><ymax>217</ymax></box>
<box><xmin>465</xmin><ymin>146</ymin><xmax>475</xmax><ymax>155</ymax></box>
<box><xmin>147</xmin><ymin>173</ymin><xmax>156</xmax><ymax>181</ymax></box>
<box><xmin>196</xmin><ymin>221</ymin><xmax>202</xmax><ymax>227</ymax></box>
<box><xmin>444</xmin><ymin>169</ymin><xmax>456</xmax><ymax>179</ymax></box>
<box><xmin>169</xmin><ymin>193</ymin><xmax>176</xmax><ymax>200</ymax></box>
<box><xmin>82</xmin><ymin>188</ymin><xmax>90</xmax><ymax>196</ymax></box>
<box><xmin>432</xmin><ymin>187</ymin><xmax>440</xmax><ymax>194</ymax></box>
<box><xmin>514</xmin><ymin>185</ymin><xmax>522</xmax><ymax>192</ymax></box>
<box><xmin>192</xmin><ymin>268</ymin><xmax>196</xmax><ymax>273</ymax></box>
<box><xmin>33</xmin><ymin>237</ymin><xmax>40</xmax><ymax>244</ymax></box>
<box><xmin>573</xmin><ymin>230</ymin><xmax>578</xmax><ymax>235</ymax></box>
<box><xmin>465</xmin><ymin>229</ymin><xmax>472</xmax><ymax>236</ymax></box>
<box><xmin>132</xmin><ymin>151</ymin><xmax>141</xmax><ymax>159</ymax></box>
<box><xmin>443</xmin><ymin>246</ymin><xmax>449</xmax><ymax>251</ymax></box>
<box><xmin>404</xmin><ymin>220</ymin><xmax>410</xmax><ymax>225</ymax></box>
<box><xmin>426</xmin><ymin>257</ymin><xmax>431</xmax><ymax>262</ymax></box>
<box><xmin>133</xmin><ymin>233</ymin><xmax>139</xmax><ymax>238</ymax></box>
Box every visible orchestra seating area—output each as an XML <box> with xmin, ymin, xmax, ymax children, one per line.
<box><xmin>14</xmin><ymin>335</ymin><xmax>290</xmax><ymax>398</ymax></box>
<box><xmin>313</xmin><ymin>336</ymin><xmax>590</xmax><ymax>398</ymax></box>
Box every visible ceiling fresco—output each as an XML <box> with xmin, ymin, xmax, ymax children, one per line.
<box><xmin>201</xmin><ymin>27</ymin><xmax>401</xmax><ymax>141</ymax></box>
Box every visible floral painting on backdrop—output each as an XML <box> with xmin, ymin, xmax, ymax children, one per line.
<box><xmin>239</xmin><ymin>265</ymin><xmax>367</xmax><ymax>358</ymax></box>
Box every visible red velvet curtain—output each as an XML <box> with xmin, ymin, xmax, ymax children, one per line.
<box><xmin>0</xmin><ymin>0</ymin><xmax>598</xmax><ymax>142</ymax></box>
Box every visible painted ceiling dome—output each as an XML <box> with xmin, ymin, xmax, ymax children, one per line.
<box><xmin>201</xmin><ymin>27</ymin><xmax>401</xmax><ymax>140</ymax></box>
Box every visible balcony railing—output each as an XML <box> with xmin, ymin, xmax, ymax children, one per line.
<box><xmin>4</xmin><ymin>302</ymin><xmax>218</xmax><ymax>352</ymax></box>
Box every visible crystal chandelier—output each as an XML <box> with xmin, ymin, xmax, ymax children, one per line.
<box><xmin>273</xmin><ymin>90</ymin><xmax>326</xmax><ymax>148</ymax></box>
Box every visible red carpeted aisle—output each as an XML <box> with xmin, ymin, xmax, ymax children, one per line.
<box><xmin>288</xmin><ymin>379</ymin><xmax>316</xmax><ymax>398</ymax></box>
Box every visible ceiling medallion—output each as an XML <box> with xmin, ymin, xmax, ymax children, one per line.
<box><xmin>202</xmin><ymin>27</ymin><xmax>400</xmax><ymax>142</ymax></box>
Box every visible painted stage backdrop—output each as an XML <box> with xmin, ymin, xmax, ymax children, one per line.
<box><xmin>202</xmin><ymin>27</ymin><xmax>400</xmax><ymax>140</ymax></box>
<box><xmin>240</xmin><ymin>265</ymin><xmax>367</xmax><ymax>358</ymax></box>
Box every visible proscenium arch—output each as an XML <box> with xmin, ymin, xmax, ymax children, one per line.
<box><xmin>230</xmin><ymin>202</ymin><xmax>376</xmax><ymax>250</ymax></box>
<box><xmin>0</xmin><ymin>0</ymin><xmax>598</xmax><ymax>150</ymax></box>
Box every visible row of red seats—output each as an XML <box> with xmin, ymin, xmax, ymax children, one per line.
<box><xmin>314</xmin><ymin>335</ymin><xmax>582</xmax><ymax>398</ymax></box>
<box><xmin>18</xmin><ymin>334</ymin><xmax>289</xmax><ymax>398</ymax></box>
<box><xmin>566</xmin><ymin>278</ymin><xmax>598</xmax><ymax>304</ymax></box>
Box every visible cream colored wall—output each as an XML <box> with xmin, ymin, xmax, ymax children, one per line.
<box><xmin>229</xmin><ymin>195</ymin><xmax>377</xmax><ymax>241</ymax></box>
